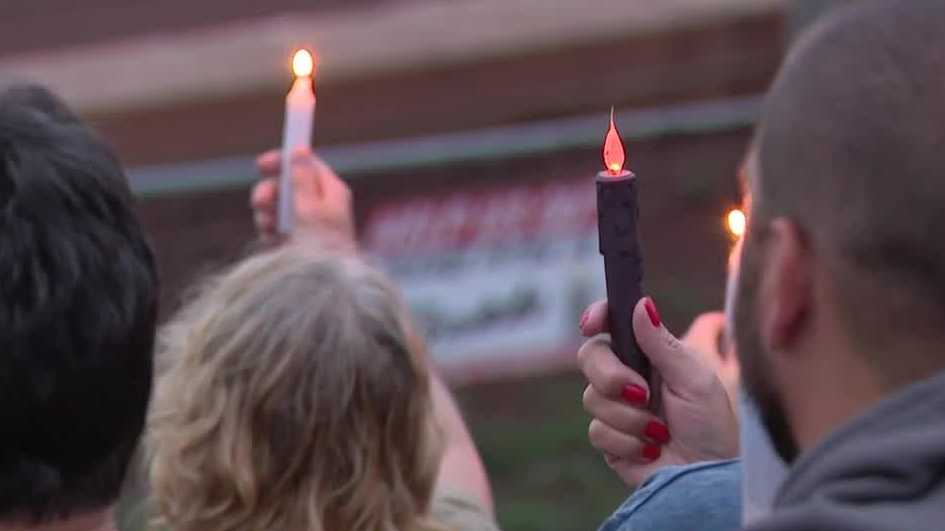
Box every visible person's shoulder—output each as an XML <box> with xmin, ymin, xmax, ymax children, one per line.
<box><xmin>431</xmin><ymin>487</ymin><xmax>503</xmax><ymax>531</ymax></box>
<box><xmin>599</xmin><ymin>459</ymin><xmax>743</xmax><ymax>531</ymax></box>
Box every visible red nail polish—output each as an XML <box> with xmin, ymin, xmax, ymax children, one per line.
<box><xmin>579</xmin><ymin>308</ymin><xmax>590</xmax><ymax>331</ymax></box>
<box><xmin>621</xmin><ymin>384</ymin><xmax>648</xmax><ymax>406</ymax></box>
<box><xmin>645</xmin><ymin>420</ymin><xmax>671</xmax><ymax>444</ymax></box>
<box><xmin>642</xmin><ymin>444</ymin><xmax>661</xmax><ymax>461</ymax></box>
<box><xmin>645</xmin><ymin>297</ymin><xmax>661</xmax><ymax>327</ymax></box>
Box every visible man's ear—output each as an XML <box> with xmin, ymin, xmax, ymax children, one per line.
<box><xmin>758</xmin><ymin>218</ymin><xmax>812</xmax><ymax>352</ymax></box>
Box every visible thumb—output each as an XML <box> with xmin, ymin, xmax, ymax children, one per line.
<box><xmin>632</xmin><ymin>298</ymin><xmax>715</xmax><ymax>399</ymax></box>
<box><xmin>290</xmin><ymin>148</ymin><xmax>323</xmax><ymax>199</ymax></box>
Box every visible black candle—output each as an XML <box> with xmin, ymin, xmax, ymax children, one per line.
<box><xmin>596</xmin><ymin>110</ymin><xmax>650</xmax><ymax>382</ymax></box>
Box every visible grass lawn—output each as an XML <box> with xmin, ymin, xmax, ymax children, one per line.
<box><xmin>456</xmin><ymin>370</ymin><xmax>628</xmax><ymax>531</ymax></box>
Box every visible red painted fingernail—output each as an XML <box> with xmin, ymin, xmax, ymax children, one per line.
<box><xmin>645</xmin><ymin>297</ymin><xmax>661</xmax><ymax>327</ymax></box>
<box><xmin>621</xmin><ymin>384</ymin><xmax>648</xmax><ymax>406</ymax></box>
<box><xmin>642</xmin><ymin>444</ymin><xmax>661</xmax><ymax>461</ymax></box>
<box><xmin>579</xmin><ymin>308</ymin><xmax>590</xmax><ymax>331</ymax></box>
<box><xmin>645</xmin><ymin>420</ymin><xmax>671</xmax><ymax>444</ymax></box>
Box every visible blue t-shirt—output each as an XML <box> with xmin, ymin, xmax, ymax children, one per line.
<box><xmin>598</xmin><ymin>459</ymin><xmax>742</xmax><ymax>531</ymax></box>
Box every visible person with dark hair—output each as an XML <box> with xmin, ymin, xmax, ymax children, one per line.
<box><xmin>0</xmin><ymin>84</ymin><xmax>159</xmax><ymax>531</ymax></box>
<box><xmin>576</xmin><ymin>0</ymin><xmax>945</xmax><ymax>530</ymax></box>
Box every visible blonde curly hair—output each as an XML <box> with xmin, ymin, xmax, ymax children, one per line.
<box><xmin>148</xmin><ymin>244</ymin><xmax>445</xmax><ymax>531</ymax></box>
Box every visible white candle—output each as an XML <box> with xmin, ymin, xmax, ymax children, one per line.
<box><xmin>278</xmin><ymin>49</ymin><xmax>316</xmax><ymax>234</ymax></box>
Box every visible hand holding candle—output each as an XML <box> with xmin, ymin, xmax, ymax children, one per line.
<box><xmin>252</xmin><ymin>149</ymin><xmax>355</xmax><ymax>249</ymax></box>
<box><xmin>278</xmin><ymin>49</ymin><xmax>317</xmax><ymax>235</ymax></box>
<box><xmin>596</xmin><ymin>109</ymin><xmax>650</xmax><ymax>382</ymax></box>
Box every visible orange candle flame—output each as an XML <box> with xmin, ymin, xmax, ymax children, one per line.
<box><xmin>292</xmin><ymin>49</ymin><xmax>315</xmax><ymax>78</ymax></box>
<box><xmin>727</xmin><ymin>208</ymin><xmax>746</xmax><ymax>238</ymax></box>
<box><xmin>603</xmin><ymin>107</ymin><xmax>626</xmax><ymax>176</ymax></box>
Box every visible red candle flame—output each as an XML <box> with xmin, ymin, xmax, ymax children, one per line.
<box><xmin>603</xmin><ymin>107</ymin><xmax>626</xmax><ymax>176</ymax></box>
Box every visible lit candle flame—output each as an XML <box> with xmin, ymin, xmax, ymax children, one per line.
<box><xmin>727</xmin><ymin>208</ymin><xmax>746</xmax><ymax>238</ymax></box>
<box><xmin>603</xmin><ymin>107</ymin><xmax>626</xmax><ymax>176</ymax></box>
<box><xmin>292</xmin><ymin>49</ymin><xmax>315</xmax><ymax>78</ymax></box>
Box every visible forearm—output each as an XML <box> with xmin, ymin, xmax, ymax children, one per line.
<box><xmin>430</xmin><ymin>372</ymin><xmax>495</xmax><ymax>515</ymax></box>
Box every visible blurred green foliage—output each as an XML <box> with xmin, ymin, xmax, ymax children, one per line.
<box><xmin>457</xmin><ymin>371</ymin><xmax>628</xmax><ymax>531</ymax></box>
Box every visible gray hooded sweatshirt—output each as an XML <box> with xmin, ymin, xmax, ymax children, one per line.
<box><xmin>747</xmin><ymin>369</ymin><xmax>945</xmax><ymax>531</ymax></box>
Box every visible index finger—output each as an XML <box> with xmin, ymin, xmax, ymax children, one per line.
<box><xmin>256</xmin><ymin>149</ymin><xmax>281</xmax><ymax>177</ymax></box>
<box><xmin>577</xmin><ymin>336</ymin><xmax>649</xmax><ymax>400</ymax></box>
<box><xmin>250</xmin><ymin>177</ymin><xmax>277</xmax><ymax>210</ymax></box>
<box><xmin>580</xmin><ymin>300</ymin><xmax>610</xmax><ymax>337</ymax></box>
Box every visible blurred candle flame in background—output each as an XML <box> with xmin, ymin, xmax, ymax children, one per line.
<box><xmin>292</xmin><ymin>49</ymin><xmax>314</xmax><ymax>78</ymax></box>
<box><xmin>727</xmin><ymin>208</ymin><xmax>746</xmax><ymax>238</ymax></box>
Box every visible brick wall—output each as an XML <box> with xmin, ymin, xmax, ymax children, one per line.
<box><xmin>140</xmin><ymin>129</ymin><xmax>751</xmax><ymax>332</ymax></box>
